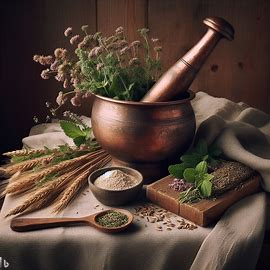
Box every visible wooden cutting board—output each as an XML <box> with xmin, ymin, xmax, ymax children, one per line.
<box><xmin>146</xmin><ymin>173</ymin><xmax>262</xmax><ymax>227</ymax></box>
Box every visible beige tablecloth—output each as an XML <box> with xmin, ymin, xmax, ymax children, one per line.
<box><xmin>0</xmin><ymin>92</ymin><xmax>269</xmax><ymax>270</ymax></box>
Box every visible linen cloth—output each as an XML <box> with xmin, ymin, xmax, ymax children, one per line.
<box><xmin>0</xmin><ymin>92</ymin><xmax>268</xmax><ymax>270</ymax></box>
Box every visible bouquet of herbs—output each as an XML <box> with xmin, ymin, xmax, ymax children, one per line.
<box><xmin>33</xmin><ymin>25</ymin><xmax>162</xmax><ymax>114</ymax></box>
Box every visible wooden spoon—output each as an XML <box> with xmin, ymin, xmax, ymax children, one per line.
<box><xmin>10</xmin><ymin>208</ymin><xmax>133</xmax><ymax>233</ymax></box>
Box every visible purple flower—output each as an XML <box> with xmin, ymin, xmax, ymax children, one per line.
<box><xmin>169</xmin><ymin>178</ymin><xmax>193</xmax><ymax>192</ymax></box>
<box><xmin>64</xmin><ymin>27</ymin><xmax>72</xmax><ymax>37</ymax></box>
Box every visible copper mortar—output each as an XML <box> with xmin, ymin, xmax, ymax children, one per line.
<box><xmin>91</xmin><ymin>91</ymin><xmax>196</xmax><ymax>183</ymax></box>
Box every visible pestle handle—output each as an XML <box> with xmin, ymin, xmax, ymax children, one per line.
<box><xmin>203</xmin><ymin>17</ymin><xmax>234</xmax><ymax>41</ymax></box>
<box><xmin>141</xmin><ymin>17</ymin><xmax>234</xmax><ymax>103</ymax></box>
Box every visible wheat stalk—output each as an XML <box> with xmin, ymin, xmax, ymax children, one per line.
<box><xmin>3</xmin><ymin>152</ymin><xmax>94</xmax><ymax>195</ymax></box>
<box><xmin>3</xmin><ymin>155</ymin><xmax>54</xmax><ymax>176</ymax></box>
<box><xmin>53</xmin><ymin>154</ymin><xmax>111</xmax><ymax>212</ymax></box>
<box><xmin>3</xmin><ymin>148</ymin><xmax>50</xmax><ymax>157</ymax></box>
<box><xmin>5</xmin><ymin>166</ymin><xmax>84</xmax><ymax>217</ymax></box>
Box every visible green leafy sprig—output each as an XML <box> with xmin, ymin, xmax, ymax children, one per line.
<box><xmin>168</xmin><ymin>140</ymin><xmax>222</xmax><ymax>203</ymax></box>
<box><xmin>168</xmin><ymin>139</ymin><xmax>222</xmax><ymax>179</ymax></box>
<box><xmin>183</xmin><ymin>161</ymin><xmax>214</xmax><ymax>198</ymax></box>
<box><xmin>60</xmin><ymin>111</ymin><xmax>96</xmax><ymax>147</ymax></box>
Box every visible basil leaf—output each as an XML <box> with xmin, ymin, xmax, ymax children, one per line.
<box><xmin>183</xmin><ymin>168</ymin><xmax>197</xmax><ymax>183</ymax></box>
<box><xmin>73</xmin><ymin>136</ymin><xmax>87</xmax><ymax>147</ymax></box>
<box><xmin>60</xmin><ymin>120</ymin><xmax>85</xmax><ymax>139</ymax></box>
<box><xmin>195</xmin><ymin>161</ymin><xmax>208</xmax><ymax>174</ymax></box>
<box><xmin>203</xmin><ymin>173</ymin><xmax>214</xmax><ymax>182</ymax></box>
<box><xmin>199</xmin><ymin>179</ymin><xmax>212</xmax><ymax>197</ymax></box>
<box><xmin>180</xmin><ymin>153</ymin><xmax>201</xmax><ymax>167</ymax></box>
<box><xmin>168</xmin><ymin>163</ymin><xmax>186</xmax><ymax>178</ymax></box>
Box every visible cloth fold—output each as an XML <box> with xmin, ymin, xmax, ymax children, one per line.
<box><xmin>0</xmin><ymin>91</ymin><xmax>268</xmax><ymax>270</ymax></box>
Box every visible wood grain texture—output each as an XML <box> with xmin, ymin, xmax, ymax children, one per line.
<box><xmin>148</xmin><ymin>0</ymin><xmax>270</xmax><ymax>113</ymax></box>
<box><xmin>146</xmin><ymin>173</ymin><xmax>262</xmax><ymax>226</ymax></box>
<box><xmin>97</xmin><ymin>0</ymin><xmax>147</xmax><ymax>40</ymax></box>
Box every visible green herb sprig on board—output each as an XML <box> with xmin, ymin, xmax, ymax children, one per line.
<box><xmin>168</xmin><ymin>139</ymin><xmax>222</xmax><ymax>179</ymax></box>
<box><xmin>168</xmin><ymin>140</ymin><xmax>222</xmax><ymax>203</ymax></box>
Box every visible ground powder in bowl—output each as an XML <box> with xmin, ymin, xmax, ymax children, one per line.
<box><xmin>94</xmin><ymin>169</ymin><xmax>139</xmax><ymax>190</ymax></box>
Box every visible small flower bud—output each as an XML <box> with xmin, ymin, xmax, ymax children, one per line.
<box><xmin>128</xmin><ymin>57</ymin><xmax>140</xmax><ymax>66</ymax></box>
<box><xmin>70</xmin><ymin>95</ymin><xmax>81</xmax><ymax>107</ymax></box>
<box><xmin>45</xmin><ymin>115</ymin><xmax>51</xmax><ymax>122</ymax></box>
<box><xmin>44</xmin><ymin>56</ymin><xmax>54</xmax><ymax>65</ymax></box>
<box><xmin>41</xmin><ymin>69</ymin><xmax>50</xmax><ymax>79</ymax></box>
<box><xmin>117</xmin><ymin>40</ymin><xmax>128</xmax><ymax>48</ymax></box>
<box><xmin>56</xmin><ymin>91</ymin><xmax>66</xmax><ymax>105</ymax></box>
<box><xmin>64</xmin><ymin>27</ymin><xmax>72</xmax><ymax>37</ymax></box>
<box><xmin>33</xmin><ymin>116</ymin><xmax>39</xmax><ymax>124</ymax></box>
<box><xmin>54</xmin><ymin>48</ymin><xmax>65</xmax><ymax>59</ymax></box>
<box><xmin>50</xmin><ymin>108</ymin><xmax>56</xmax><ymax>116</ymax></box>
<box><xmin>55</xmin><ymin>73</ymin><xmax>65</xmax><ymax>82</ymax></box>
<box><xmin>50</xmin><ymin>60</ymin><xmax>59</xmax><ymax>71</ymax></box>
<box><xmin>63</xmin><ymin>79</ymin><xmax>69</xmax><ymax>89</ymax></box>
<box><xmin>151</xmin><ymin>38</ymin><xmax>159</xmax><ymax>43</ymax></box>
<box><xmin>81</xmin><ymin>25</ymin><xmax>89</xmax><ymax>32</ymax></box>
<box><xmin>82</xmin><ymin>91</ymin><xmax>92</xmax><ymax>98</ymax></box>
<box><xmin>33</xmin><ymin>55</ymin><xmax>40</xmax><ymax>62</ymax></box>
<box><xmin>115</xmin><ymin>26</ymin><xmax>124</xmax><ymax>34</ymax></box>
<box><xmin>138</xmin><ymin>28</ymin><xmax>149</xmax><ymax>35</ymax></box>
<box><xmin>54</xmin><ymin>48</ymin><xmax>63</xmax><ymax>58</ymax></box>
<box><xmin>93</xmin><ymin>32</ymin><xmax>102</xmax><ymax>40</ymax></box>
<box><xmin>119</xmin><ymin>46</ymin><xmax>130</xmax><ymax>55</ymax></box>
<box><xmin>45</xmin><ymin>101</ymin><xmax>51</xmax><ymax>108</ymax></box>
<box><xmin>70</xmin><ymin>35</ymin><xmax>80</xmax><ymax>45</ymax></box>
<box><xmin>78</xmin><ymin>41</ymin><xmax>86</xmax><ymax>49</ymax></box>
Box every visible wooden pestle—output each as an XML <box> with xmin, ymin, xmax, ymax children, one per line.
<box><xmin>141</xmin><ymin>17</ymin><xmax>234</xmax><ymax>102</ymax></box>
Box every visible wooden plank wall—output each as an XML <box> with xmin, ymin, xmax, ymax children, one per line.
<box><xmin>1</xmin><ymin>0</ymin><xmax>270</xmax><ymax>153</ymax></box>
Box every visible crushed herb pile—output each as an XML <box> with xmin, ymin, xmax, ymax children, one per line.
<box><xmin>96</xmin><ymin>211</ymin><xmax>129</xmax><ymax>228</ymax></box>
